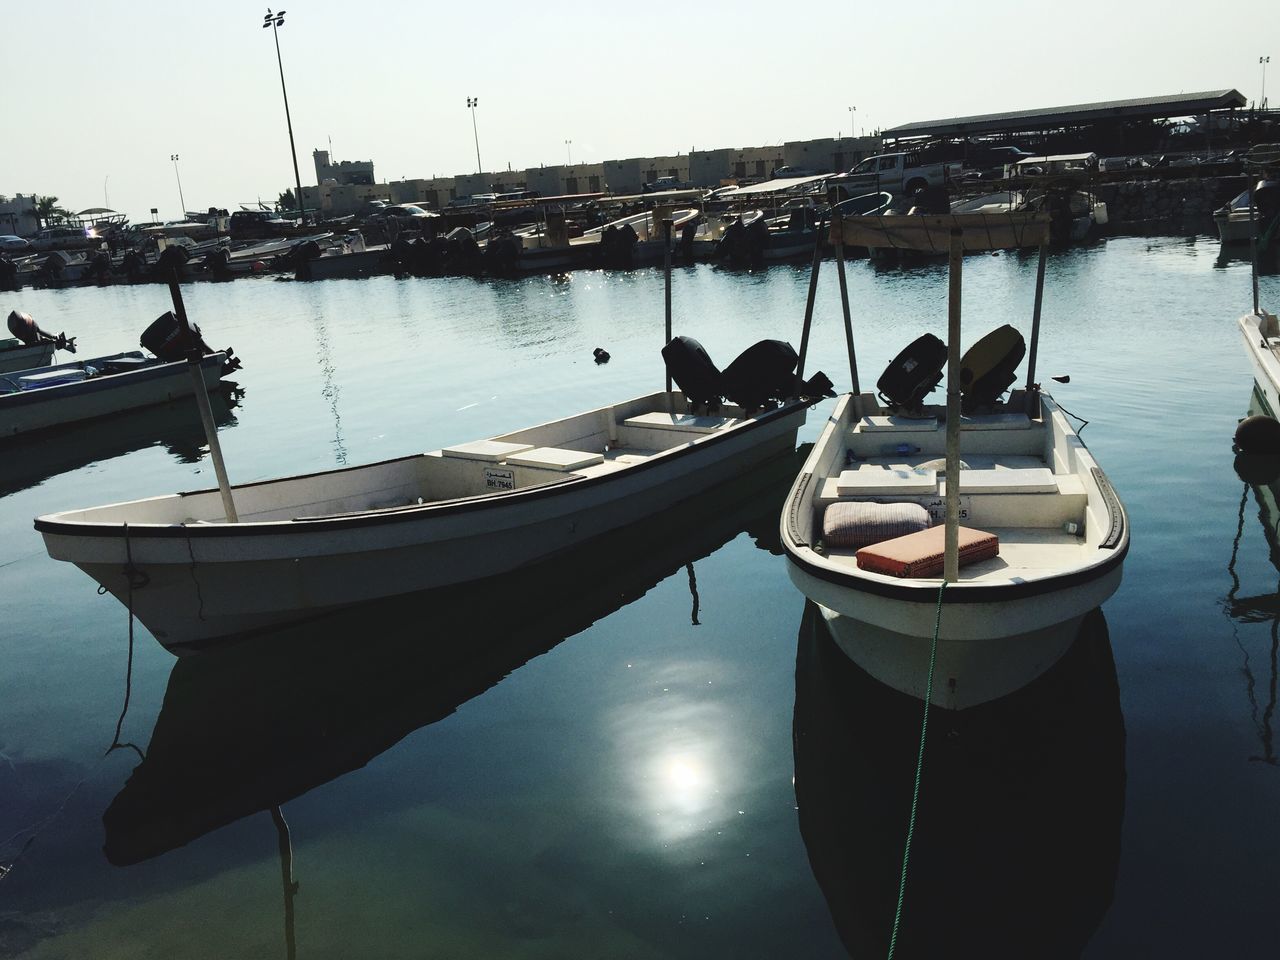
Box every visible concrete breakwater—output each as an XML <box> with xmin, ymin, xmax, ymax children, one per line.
<box><xmin>1092</xmin><ymin>175</ymin><xmax>1247</xmax><ymax>236</ymax></box>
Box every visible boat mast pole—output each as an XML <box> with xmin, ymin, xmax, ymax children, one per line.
<box><xmin>1024</xmin><ymin>238</ymin><xmax>1049</xmax><ymax>416</ymax></box>
<box><xmin>944</xmin><ymin>228</ymin><xmax>963</xmax><ymax>583</ymax></box>
<box><xmin>663</xmin><ymin>217</ymin><xmax>673</xmax><ymax>396</ymax></box>
<box><xmin>832</xmin><ymin>214</ymin><xmax>860</xmax><ymax>393</ymax></box>
<box><xmin>1250</xmin><ymin>180</ymin><xmax>1260</xmax><ymax>316</ymax></box>
<box><xmin>166</xmin><ymin>274</ymin><xmax>239</xmax><ymax>523</ymax></box>
<box><xmin>795</xmin><ymin>223</ymin><xmax>824</xmax><ymax>387</ymax></box>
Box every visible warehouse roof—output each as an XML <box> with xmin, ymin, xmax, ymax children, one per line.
<box><xmin>884</xmin><ymin>90</ymin><xmax>1248</xmax><ymax>139</ymax></box>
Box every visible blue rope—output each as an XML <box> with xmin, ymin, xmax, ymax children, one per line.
<box><xmin>887</xmin><ymin>580</ymin><xmax>947</xmax><ymax>959</ymax></box>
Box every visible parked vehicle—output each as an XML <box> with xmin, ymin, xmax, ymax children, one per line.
<box><xmin>29</xmin><ymin>227</ymin><xmax>96</xmax><ymax>252</ymax></box>
<box><xmin>828</xmin><ymin>151</ymin><xmax>961</xmax><ymax>199</ymax></box>
<box><xmin>0</xmin><ymin>235</ymin><xmax>29</xmax><ymax>252</ymax></box>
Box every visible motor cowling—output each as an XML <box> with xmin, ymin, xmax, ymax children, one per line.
<box><xmin>662</xmin><ymin>336</ymin><xmax>723</xmax><ymax>407</ymax></box>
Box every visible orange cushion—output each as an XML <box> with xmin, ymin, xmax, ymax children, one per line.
<box><xmin>855</xmin><ymin>524</ymin><xmax>999</xmax><ymax>579</ymax></box>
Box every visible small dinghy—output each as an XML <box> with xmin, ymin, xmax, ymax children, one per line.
<box><xmin>781</xmin><ymin>213</ymin><xmax>1129</xmax><ymax>710</ymax></box>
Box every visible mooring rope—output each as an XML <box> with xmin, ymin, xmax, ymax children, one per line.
<box><xmin>886</xmin><ymin>579</ymin><xmax>947</xmax><ymax>960</ymax></box>
<box><xmin>107</xmin><ymin>523</ymin><xmax>144</xmax><ymax>761</ymax></box>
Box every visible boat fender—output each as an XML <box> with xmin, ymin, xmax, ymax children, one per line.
<box><xmin>1234</xmin><ymin>451</ymin><xmax>1280</xmax><ymax>485</ymax></box>
<box><xmin>661</xmin><ymin>335</ymin><xmax>723</xmax><ymax>407</ymax></box>
<box><xmin>1234</xmin><ymin>414</ymin><xmax>1280</xmax><ymax>457</ymax></box>
<box><xmin>593</xmin><ymin>347</ymin><xmax>610</xmax><ymax>364</ymax></box>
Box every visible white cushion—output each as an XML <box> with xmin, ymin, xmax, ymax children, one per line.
<box><xmin>624</xmin><ymin>412</ymin><xmax>737</xmax><ymax>433</ymax></box>
<box><xmin>941</xmin><ymin>467</ymin><xmax>1057</xmax><ymax>494</ymax></box>
<box><xmin>836</xmin><ymin>466</ymin><xmax>937</xmax><ymax>496</ymax></box>
<box><xmin>858</xmin><ymin>415</ymin><xmax>938</xmax><ymax>432</ymax></box>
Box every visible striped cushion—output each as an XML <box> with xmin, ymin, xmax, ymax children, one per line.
<box><xmin>822</xmin><ymin>501</ymin><xmax>931</xmax><ymax>549</ymax></box>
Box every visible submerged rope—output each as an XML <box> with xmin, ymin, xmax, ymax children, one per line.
<box><xmin>107</xmin><ymin>523</ymin><xmax>144</xmax><ymax>761</ymax></box>
<box><xmin>887</xmin><ymin>580</ymin><xmax>947</xmax><ymax>960</ymax></box>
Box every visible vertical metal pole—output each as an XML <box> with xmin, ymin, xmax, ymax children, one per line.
<box><xmin>663</xmin><ymin>218</ymin><xmax>673</xmax><ymax>395</ymax></box>
<box><xmin>1250</xmin><ymin>180</ymin><xmax>1260</xmax><ymax>316</ymax></box>
<box><xmin>167</xmin><ymin>276</ymin><xmax>239</xmax><ymax>522</ymax></box>
<box><xmin>1024</xmin><ymin>239</ymin><xmax>1049</xmax><ymax>415</ymax></box>
<box><xmin>944</xmin><ymin>229</ymin><xmax>964</xmax><ymax>583</ymax></box>
<box><xmin>832</xmin><ymin>215</ymin><xmax>860</xmax><ymax>394</ymax></box>
<box><xmin>273</xmin><ymin>21</ymin><xmax>307</xmax><ymax>225</ymax></box>
<box><xmin>795</xmin><ymin>226</ymin><xmax>824</xmax><ymax>385</ymax></box>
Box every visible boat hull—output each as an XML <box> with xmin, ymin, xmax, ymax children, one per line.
<box><xmin>790</xmin><ymin>560</ymin><xmax>1123</xmax><ymax>710</ymax></box>
<box><xmin>1240</xmin><ymin>312</ymin><xmax>1280</xmax><ymax>417</ymax></box>
<box><xmin>0</xmin><ymin>342</ymin><xmax>56</xmax><ymax>374</ymax></box>
<box><xmin>1</xmin><ymin>354</ymin><xmax>229</xmax><ymax>439</ymax></box>
<box><xmin>42</xmin><ymin>402</ymin><xmax>806</xmax><ymax>651</ymax></box>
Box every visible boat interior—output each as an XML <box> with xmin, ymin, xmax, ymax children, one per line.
<box><xmin>795</xmin><ymin>389</ymin><xmax>1120</xmax><ymax>583</ymax></box>
<box><xmin>50</xmin><ymin>392</ymin><xmax>769</xmax><ymax>526</ymax></box>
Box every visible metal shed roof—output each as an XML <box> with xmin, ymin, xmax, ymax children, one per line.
<box><xmin>884</xmin><ymin>90</ymin><xmax>1248</xmax><ymax>139</ymax></box>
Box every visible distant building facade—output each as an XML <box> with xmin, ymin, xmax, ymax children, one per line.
<box><xmin>313</xmin><ymin>150</ymin><xmax>376</xmax><ymax>186</ymax></box>
<box><xmin>0</xmin><ymin>194</ymin><xmax>39</xmax><ymax>236</ymax></box>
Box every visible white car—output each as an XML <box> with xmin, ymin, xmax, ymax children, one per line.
<box><xmin>0</xmin><ymin>235</ymin><xmax>30</xmax><ymax>252</ymax></box>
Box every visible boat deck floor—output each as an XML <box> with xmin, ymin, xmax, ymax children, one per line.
<box><xmin>822</xmin><ymin>526</ymin><xmax>1092</xmax><ymax>584</ymax></box>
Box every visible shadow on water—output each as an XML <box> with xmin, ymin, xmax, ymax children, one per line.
<box><xmin>0</xmin><ymin>384</ymin><xmax>243</xmax><ymax>497</ymax></box>
<box><xmin>792</xmin><ymin>602</ymin><xmax>1125</xmax><ymax>960</ymax></box>
<box><xmin>99</xmin><ymin>444</ymin><xmax>808</xmax><ymax>951</ymax></box>
<box><xmin>1224</xmin><ymin>385</ymin><xmax>1280</xmax><ymax>766</ymax></box>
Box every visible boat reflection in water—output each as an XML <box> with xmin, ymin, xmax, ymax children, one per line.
<box><xmin>100</xmin><ymin>446</ymin><xmax>803</xmax><ymax>949</ymax></box>
<box><xmin>792</xmin><ymin>601</ymin><xmax>1125</xmax><ymax>959</ymax></box>
<box><xmin>0</xmin><ymin>383</ymin><xmax>242</xmax><ymax>497</ymax></box>
<box><xmin>1225</xmin><ymin>386</ymin><xmax>1280</xmax><ymax>765</ymax></box>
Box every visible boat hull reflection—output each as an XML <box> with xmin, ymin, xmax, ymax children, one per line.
<box><xmin>102</xmin><ymin>447</ymin><xmax>801</xmax><ymax>866</ymax></box>
<box><xmin>793</xmin><ymin>602</ymin><xmax>1125</xmax><ymax>959</ymax></box>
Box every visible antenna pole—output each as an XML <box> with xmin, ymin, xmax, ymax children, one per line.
<box><xmin>944</xmin><ymin>228</ymin><xmax>963</xmax><ymax>583</ymax></box>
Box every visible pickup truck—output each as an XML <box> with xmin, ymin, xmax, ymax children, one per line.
<box><xmin>827</xmin><ymin>151</ymin><xmax>961</xmax><ymax>199</ymax></box>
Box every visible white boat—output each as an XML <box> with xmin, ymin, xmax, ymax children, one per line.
<box><xmin>1215</xmin><ymin>182</ymin><xmax>1279</xmax><ymax>244</ymax></box>
<box><xmin>1</xmin><ymin>350</ymin><xmax>233</xmax><ymax>439</ymax></box>
<box><xmin>294</xmin><ymin>231</ymin><xmax>392</xmax><ymax>281</ymax></box>
<box><xmin>38</xmin><ymin>390</ymin><xmax>815</xmax><ymax>652</ymax></box>
<box><xmin>781</xmin><ymin>213</ymin><xmax>1129</xmax><ymax>710</ymax></box>
<box><xmin>1238</xmin><ymin>309</ymin><xmax>1280</xmax><ymax>416</ymax></box>
<box><xmin>0</xmin><ymin>338</ymin><xmax>56</xmax><ymax>374</ymax></box>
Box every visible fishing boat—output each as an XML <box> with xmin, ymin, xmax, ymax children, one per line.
<box><xmin>36</xmin><ymin>239</ymin><xmax>834</xmax><ymax>652</ymax></box>
<box><xmin>1</xmin><ymin>312</ymin><xmax>237</xmax><ymax>440</ymax></box>
<box><xmin>99</xmin><ymin>449</ymin><xmax>801</xmax><ymax>864</ymax></box>
<box><xmin>780</xmin><ymin>213</ymin><xmax>1129</xmax><ymax>710</ymax></box>
<box><xmin>0</xmin><ymin>338</ymin><xmax>56</xmax><ymax>374</ymax></box>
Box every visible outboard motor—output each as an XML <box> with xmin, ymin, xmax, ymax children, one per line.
<box><xmin>714</xmin><ymin>217</ymin><xmax>744</xmax><ymax>262</ymax></box>
<box><xmin>661</xmin><ymin>335</ymin><xmax>724</xmax><ymax>410</ymax></box>
<box><xmin>877</xmin><ymin>333</ymin><xmax>948</xmax><ymax>412</ymax></box>
<box><xmin>959</xmin><ymin>325</ymin><xmax>1026</xmax><ymax>413</ymax></box>
<box><xmin>153</xmin><ymin>244</ymin><xmax>190</xmax><ymax>281</ymax></box>
<box><xmin>121</xmin><ymin>250</ymin><xmax>146</xmax><ymax>280</ymax></box>
<box><xmin>7</xmin><ymin>310</ymin><xmax>76</xmax><ymax>352</ymax></box>
<box><xmin>678</xmin><ymin>219</ymin><xmax>698</xmax><ymax>263</ymax></box>
<box><xmin>0</xmin><ymin>255</ymin><xmax>19</xmax><ymax>292</ymax></box>
<box><xmin>140</xmin><ymin>311</ymin><xmax>241</xmax><ymax>374</ymax></box>
<box><xmin>293</xmin><ymin>239</ymin><xmax>323</xmax><ymax>281</ymax></box>
<box><xmin>721</xmin><ymin>339</ymin><xmax>835</xmax><ymax>413</ymax></box>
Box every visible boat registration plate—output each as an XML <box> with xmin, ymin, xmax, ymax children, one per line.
<box><xmin>484</xmin><ymin>467</ymin><xmax>515</xmax><ymax>491</ymax></box>
<box><xmin>925</xmin><ymin>496</ymin><xmax>972</xmax><ymax>524</ymax></box>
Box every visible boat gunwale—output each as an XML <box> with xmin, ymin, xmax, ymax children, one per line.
<box><xmin>0</xmin><ymin>352</ymin><xmax>228</xmax><ymax>412</ymax></box>
<box><xmin>34</xmin><ymin>396</ymin><xmax>809</xmax><ymax>540</ymax></box>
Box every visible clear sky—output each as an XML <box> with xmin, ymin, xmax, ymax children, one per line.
<box><xmin>4</xmin><ymin>0</ymin><xmax>1274</xmax><ymax>222</ymax></box>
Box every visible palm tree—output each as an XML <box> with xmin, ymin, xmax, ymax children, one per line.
<box><xmin>33</xmin><ymin>196</ymin><xmax>71</xmax><ymax>231</ymax></box>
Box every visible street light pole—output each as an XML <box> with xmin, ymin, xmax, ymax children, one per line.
<box><xmin>1263</xmin><ymin>56</ymin><xmax>1271</xmax><ymax>110</ymax></box>
<box><xmin>467</xmin><ymin>97</ymin><xmax>482</xmax><ymax>174</ymax></box>
<box><xmin>849</xmin><ymin>105</ymin><xmax>855</xmax><ymax>137</ymax></box>
<box><xmin>170</xmin><ymin>154</ymin><xmax>187</xmax><ymax>217</ymax></box>
<box><xmin>263</xmin><ymin>9</ymin><xmax>307</xmax><ymax>224</ymax></box>
<box><xmin>565</xmin><ymin>139</ymin><xmax>572</xmax><ymax>165</ymax></box>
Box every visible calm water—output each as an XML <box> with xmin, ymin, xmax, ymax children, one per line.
<box><xmin>2</xmin><ymin>239</ymin><xmax>1278</xmax><ymax>958</ymax></box>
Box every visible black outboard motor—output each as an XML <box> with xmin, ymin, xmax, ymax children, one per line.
<box><xmin>153</xmin><ymin>244</ymin><xmax>190</xmax><ymax>282</ymax></box>
<box><xmin>877</xmin><ymin>334</ymin><xmax>947</xmax><ymax>412</ymax></box>
<box><xmin>722</xmin><ymin>340</ymin><xmax>799</xmax><ymax>413</ymax></box>
<box><xmin>959</xmin><ymin>325</ymin><xmax>1026</xmax><ymax>413</ymax></box>
<box><xmin>722</xmin><ymin>339</ymin><xmax>836</xmax><ymax>413</ymax></box>
<box><xmin>0</xmin><ymin>255</ymin><xmax>18</xmax><ymax>292</ymax></box>
<box><xmin>140</xmin><ymin>311</ymin><xmax>241</xmax><ymax>374</ymax></box>
<box><xmin>293</xmin><ymin>239</ymin><xmax>322</xmax><ymax>281</ymax></box>
<box><xmin>662</xmin><ymin>336</ymin><xmax>724</xmax><ymax>410</ymax></box>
